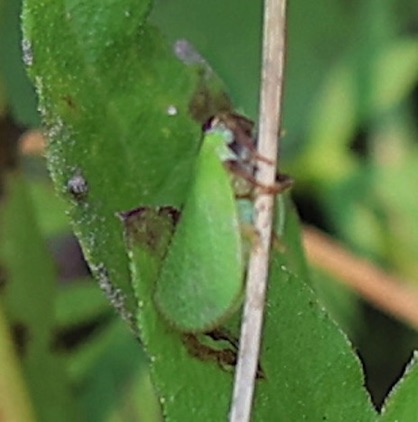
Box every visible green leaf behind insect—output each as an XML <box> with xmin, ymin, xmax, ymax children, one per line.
<box><xmin>122</xmin><ymin>207</ymin><xmax>235</xmax><ymax>420</ymax></box>
<box><xmin>122</xmin><ymin>197</ymin><xmax>377</xmax><ymax>421</ymax></box>
<box><xmin>22</xmin><ymin>0</ymin><xmax>230</xmax><ymax>324</ymax></box>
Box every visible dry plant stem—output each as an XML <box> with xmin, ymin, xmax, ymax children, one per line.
<box><xmin>20</xmin><ymin>130</ymin><xmax>45</xmax><ymax>156</ymax></box>
<box><xmin>229</xmin><ymin>0</ymin><xmax>287</xmax><ymax>421</ymax></box>
<box><xmin>303</xmin><ymin>226</ymin><xmax>418</xmax><ymax>330</ymax></box>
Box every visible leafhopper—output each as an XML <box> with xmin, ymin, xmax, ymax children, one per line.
<box><xmin>154</xmin><ymin>112</ymin><xmax>291</xmax><ymax>332</ymax></box>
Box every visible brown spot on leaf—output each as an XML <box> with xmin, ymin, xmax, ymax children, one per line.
<box><xmin>188</xmin><ymin>70</ymin><xmax>232</xmax><ymax>124</ymax></box>
<box><xmin>118</xmin><ymin>206</ymin><xmax>180</xmax><ymax>255</ymax></box>
<box><xmin>182</xmin><ymin>328</ymin><xmax>265</xmax><ymax>379</ymax></box>
<box><xmin>182</xmin><ymin>333</ymin><xmax>237</xmax><ymax>375</ymax></box>
<box><xmin>207</xmin><ymin>327</ymin><xmax>239</xmax><ymax>349</ymax></box>
<box><xmin>62</xmin><ymin>95</ymin><xmax>76</xmax><ymax>110</ymax></box>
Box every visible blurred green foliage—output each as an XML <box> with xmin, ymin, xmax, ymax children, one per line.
<box><xmin>1</xmin><ymin>0</ymin><xmax>418</xmax><ymax>420</ymax></box>
<box><xmin>0</xmin><ymin>0</ymin><xmax>38</xmax><ymax>126</ymax></box>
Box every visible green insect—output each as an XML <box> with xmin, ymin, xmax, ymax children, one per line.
<box><xmin>123</xmin><ymin>113</ymin><xmax>291</xmax><ymax>333</ymax></box>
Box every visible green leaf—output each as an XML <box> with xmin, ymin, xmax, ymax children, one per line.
<box><xmin>256</xmin><ymin>253</ymin><xmax>376</xmax><ymax>421</ymax></box>
<box><xmin>154</xmin><ymin>129</ymin><xmax>244</xmax><ymax>332</ymax></box>
<box><xmin>27</xmin><ymin>177</ymin><xmax>70</xmax><ymax>237</ymax></box>
<box><xmin>0</xmin><ymin>0</ymin><xmax>39</xmax><ymax>126</ymax></box>
<box><xmin>54</xmin><ymin>279</ymin><xmax>111</xmax><ymax>329</ymax></box>
<box><xmin>68</xmin><ymin>318</ymin><xmax>155</xmax><ymax>421</ymax></box>
<box><xmin>0</xmin><ymin>303</ymin><xmax>37</xmax><ymax>422</ymax></box>
<box><xmin>293</xmin><ymin>37</ymin><xmax>418</xmax><ymax>187</ymax></box>
<box><xmin>0</xmin><ymin>172</ymin><xmax>79</xmax><ymax>421</ymax></box>
<box><xmin>373</xmin><ymin>154</ymin><xmax>418</xmax><ymax>279</ymax></box>
<box><xmin>151</xmin><ymin>0</ymin><xmax>262</xmax><ymax>119</ymax></box>
<box><xmin>122</xmin><ymin>207</ymin><xmax>234</xmax><ymax>420</ymax></box>
<box><xmin>151</xmin><ymin>0</ymin><xmax>365</xmax><ymax>146</ymax></box>
<box><xmin>122</xmin><ymin>200</ymin><xmax>377</xmax><ymax>421</ymax></box>
<box><xmin>379</xmin><ymin>354</ymin><xmax>418</xmax><ymax>422</ymax></box>
<box><xmin>22</xmin><ymin>0</ymin><xmax>229</xmax><ymax>324</ymax></box>
<box><xmin>275</xmin><ymin>194</ymin><xmax>311</xmax><ymax>284</ymax></box>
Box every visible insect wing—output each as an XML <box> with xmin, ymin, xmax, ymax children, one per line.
<box><xmin>155</xmin><ymin>132</ymin><xmax>244</xmax><ymax>332</ymax></box>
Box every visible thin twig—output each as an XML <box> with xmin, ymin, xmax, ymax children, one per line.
<box><xmin>19</xmin><ymin>130</ymin><xmax>45</xmax><ymax>156</ymax></box>
<box><xmin>229</xmin><ymin>1</ymin><xmax>287</xmax><ymax>421</ymax></box>
<box><xmin>303</xmin><ymin>225</ymin><xmax>418</xmax><ymax>330</ymax></box>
